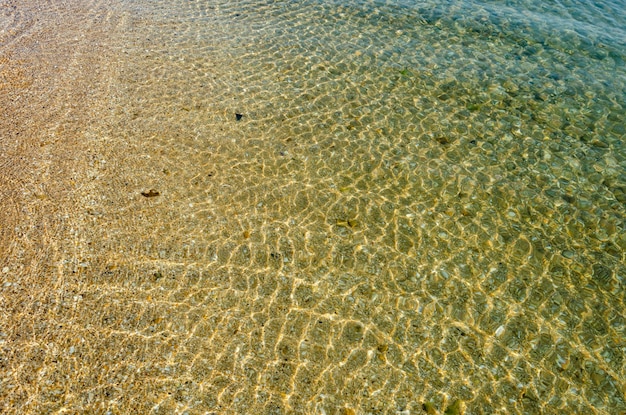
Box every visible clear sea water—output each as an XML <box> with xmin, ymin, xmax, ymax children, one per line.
<box><xmin>1</xmin><ymin>0</ymin><xmax>624</xmax><ymax>414</ymax></box>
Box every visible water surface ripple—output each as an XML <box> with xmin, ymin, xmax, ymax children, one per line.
<box><xmin>1</xmin><ymin>0</ymin><xmax>624</xmax><ymax>414</ymax></box>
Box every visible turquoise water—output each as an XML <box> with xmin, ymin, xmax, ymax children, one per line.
<box><xmin>1</xmin><ymin>0</ymin><xmax>624</xmax><ymax>413</ymax></box>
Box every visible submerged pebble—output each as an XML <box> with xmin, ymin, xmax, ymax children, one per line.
<box><xmin>141</xmin><ymin>189</ymin><xmax>160</xmax><ymax>197</ymax></box>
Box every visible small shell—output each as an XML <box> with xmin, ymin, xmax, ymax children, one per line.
<box><xmin>495</xmin><ymin>325</ymin><xmax>505</xmax><ymax>337</ymax></box>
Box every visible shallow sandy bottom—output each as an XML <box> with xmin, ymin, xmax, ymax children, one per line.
<box><xmin>1</xmin><ymin>1</ymin><xmax>625</xmax><ymax>414</ymax></box>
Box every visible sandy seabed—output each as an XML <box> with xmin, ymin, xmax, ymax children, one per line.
<box><xmin>1</xmin><ymin>1</ymin><xmax>625</xmax><ymax>414</ymax></box>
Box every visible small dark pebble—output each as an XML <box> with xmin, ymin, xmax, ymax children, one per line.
<box><xmin>562</xmin><ymin>194</ymin><xmax>575</xmax><ymax>204</ymax></box>
<box><xmin>235</xmin><ymin>113</ymin><xmax>243</xmax><ymax>121</ymax></box>
<box><xmin>435</xmin><ymin>136</ymin><xmax>452</xmax><ymax>145</ymax></box>
<box><xmin>141</xmin><ymin>189</ymin><xmax>160</xmax><ymax>198</ymax></box>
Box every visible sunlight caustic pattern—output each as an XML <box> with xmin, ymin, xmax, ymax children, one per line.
<box><xmin>1</xmin><ymin>0</ymin><xmax>624</xmax><ymax>414</ymax></box>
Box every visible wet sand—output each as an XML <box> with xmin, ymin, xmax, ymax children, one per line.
<box><xmin>1</xmin><ymin>1</ymin><xmax>624</xmax><ymax>414</ymax></box>
<box><xmin>1</xmin><ymin>1</ymin><xmax>128</xmax><ymax>412</ymax></box>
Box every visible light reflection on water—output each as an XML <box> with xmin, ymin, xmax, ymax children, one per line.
<box><xmin>1</xmin><ymin>0</ymin><xmax>624</xmax><ymax>413</ymax></box>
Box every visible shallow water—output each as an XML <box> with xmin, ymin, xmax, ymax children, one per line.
<box><xmin>1</xmin><ymin>0</ymin><xmax>625</xmax><ymax>414</ymax></box>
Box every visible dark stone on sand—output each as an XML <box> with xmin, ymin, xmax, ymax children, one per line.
<box><xmin>435</xmin><ymin>136</ymin><xmax>452</xmax><ymax>145</ymax></box>
<box><xmin>141</xmin><ymin>189</ymin><xmax>160</xmax><ymax>198</ymax></box>
<box><xmin>235</xmin><ymin>113</ymin><xmax>243</xmax><ymax>121</ymax></box>
<box><xmin>562</xmin><ymin>194</ymin><xmax>575</xmax><ymax>204</ymax></box>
